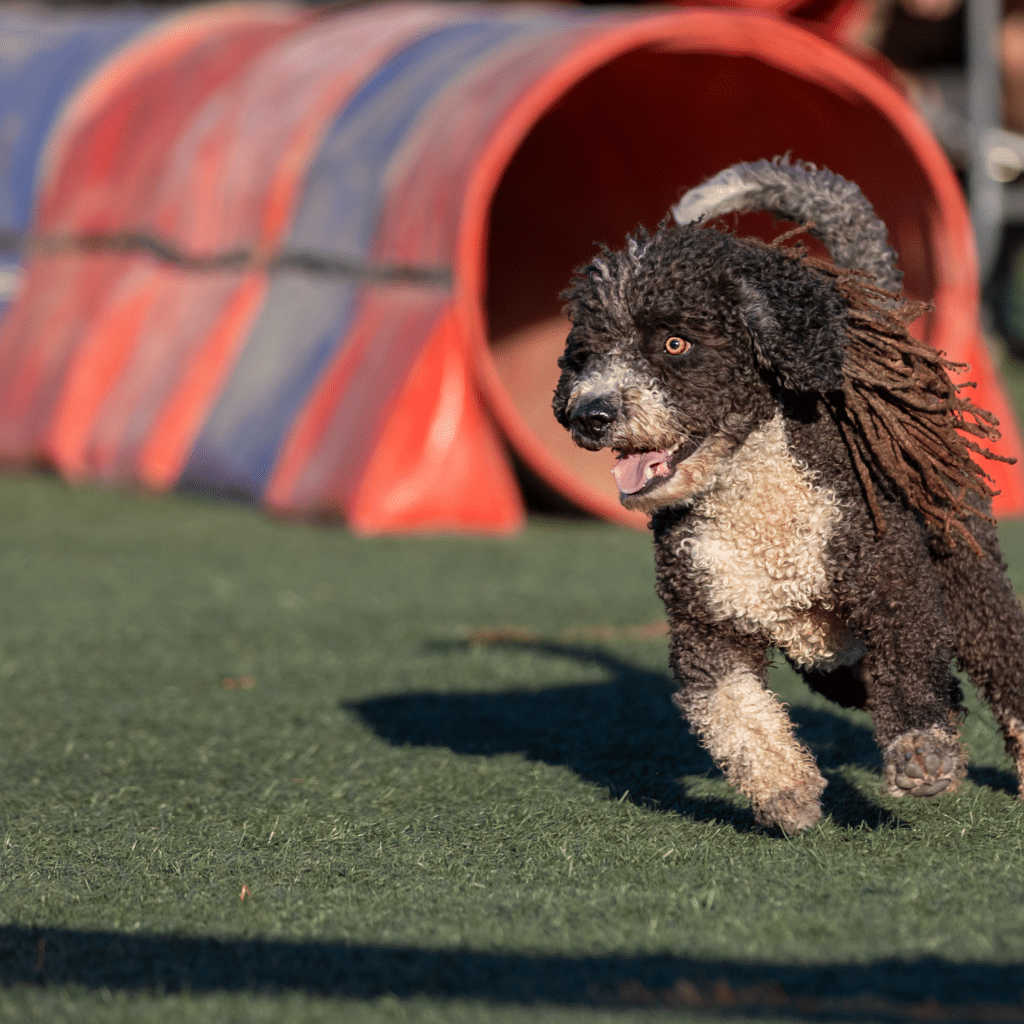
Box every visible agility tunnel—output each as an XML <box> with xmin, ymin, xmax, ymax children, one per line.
<box><xmin>0</xmin><ymin>7</ymin><xmax>157</xmax><ymax>317</ymax></box>
<box><xmin>0</xmin><ymin>2</ymin><xmax>1020</xmax><ymax>533</ymax></box>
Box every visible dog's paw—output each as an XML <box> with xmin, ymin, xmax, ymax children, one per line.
<box><xmin>753</xmin><ymin>788</ymin><xmax>823</xmax><ymax>835</ymax></box>
<box><xmin>884</xmin><ymin>729</ymin><xmax>966</xmax><ymax>799</ymax></box>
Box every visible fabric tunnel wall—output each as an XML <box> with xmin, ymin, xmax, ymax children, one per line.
<box><xmin>0</xmin><ymin>3</ymin><xmax>1021</xmax><ymax>535</ymax></box>
<box><xmin>0</xmin><ymin>7</ymin><xmax>158</xmax><ymax>319</ymax></box>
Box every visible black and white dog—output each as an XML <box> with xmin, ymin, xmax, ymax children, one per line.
<box><xmin>554</xmin><ymin>158</ymin><xmax>1024</xmax><ymax>833</ymax></box>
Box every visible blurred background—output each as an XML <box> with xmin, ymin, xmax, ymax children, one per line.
<box><xmin>1</xmin><ymin>0</ymin><xmax>1023</xmax><ymax>536</ymax></box>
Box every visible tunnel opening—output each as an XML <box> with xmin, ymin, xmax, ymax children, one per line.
<box><xmin>480</xmin><ymin>43</ymin><xmax>956</xmax><ymax>526</ymax></box>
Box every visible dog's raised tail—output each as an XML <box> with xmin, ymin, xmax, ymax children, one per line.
<box><xmin>671</xmin><ymin>157</ymin><xmax>901</xmax><ymax>293</ymax></box>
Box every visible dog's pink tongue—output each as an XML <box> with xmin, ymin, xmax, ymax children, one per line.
<box><xmin>612</xmin><ymin>450</ymin><xmax>671</xmax><ymax>494</ymax></box>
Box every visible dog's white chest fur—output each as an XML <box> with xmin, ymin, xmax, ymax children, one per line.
<box><xmin>682</xmin><ymin>415</ymin><xmax>861</xmax><ymax>669</ymax></box>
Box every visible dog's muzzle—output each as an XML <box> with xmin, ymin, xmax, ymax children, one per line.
<box><xmin>568</xmin><ymin>394</ymin><xmax>620</xmax><ymax>450</ymax></box>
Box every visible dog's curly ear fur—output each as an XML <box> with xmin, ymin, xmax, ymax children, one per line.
<box><xmin>729</xmin><ymin>271</ymin><xmax>847</xmax><ymax>394</ymax></box>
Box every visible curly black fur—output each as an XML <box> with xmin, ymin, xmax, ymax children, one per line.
<box><xmin>553</xmin><ymin>159</ymin><xmax>1024</xmax><ymax>834</ymax></box>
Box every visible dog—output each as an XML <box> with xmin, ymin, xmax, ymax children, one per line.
<box><xmin>553</xmin><ymin>157</ymin><xmax>1024</xmax><ymax>834</ymax></box>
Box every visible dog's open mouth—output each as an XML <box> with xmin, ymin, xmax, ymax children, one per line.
<box><xmin>612</xmin><ymin>437</ymin><xmax>702</xmax><ymax>495</ymax></box>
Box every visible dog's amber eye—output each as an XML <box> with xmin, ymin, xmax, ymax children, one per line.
<box><xmin>664</xmin><ymin>336</ymin><xmax>692</xmax><ymax>355</ymax></box>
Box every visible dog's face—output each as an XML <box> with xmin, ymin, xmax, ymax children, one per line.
<box><xmin>553</xmin><ymin>224</ymin><xmax>848</xmax><ymax>513</ymax></box>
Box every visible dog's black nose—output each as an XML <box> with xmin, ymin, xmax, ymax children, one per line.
<box><xmin>570</xmin><ymin>395</ymin><xmax>619</xmax><ymax>443</ymax></box>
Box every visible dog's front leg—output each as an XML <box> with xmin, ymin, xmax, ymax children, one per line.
<box><xmin>668</xmin><ymin>627</ymin><xmax>826</xmax><ymax>834</ymax></box>
<box><xmin>848</xmin><ymin>615</ymin><xmax>967</xmax><ymax>801</ymax></box>
<box><xmin>841</xmin><ymin>538</ymin><xmax>968</xmax><ymax>800</ymax></box>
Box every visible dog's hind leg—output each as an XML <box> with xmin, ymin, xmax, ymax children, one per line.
<box><xmin>932</xmin><ymin>517</ymin><xmax>1024</xmax><ymax>799</ymax></box>
<box><xmin>669</xmin><ymin>629</ymin><xmax>826</xmax><ymax>834</ymax></box>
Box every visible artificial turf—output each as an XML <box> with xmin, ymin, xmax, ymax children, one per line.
<box><xmin>0</xmin><ymin>379</ymin><xmax>1023</xmax><ymax>1021</ymax></box>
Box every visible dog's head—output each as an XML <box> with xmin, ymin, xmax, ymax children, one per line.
<box><xmin>553</xmin><ymin>223</ymin><xmax>848</xmax><ymax>513</ymax></box>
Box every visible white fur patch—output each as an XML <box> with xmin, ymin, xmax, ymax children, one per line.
<box><xmin>567</xmin><ymin>360</ymin><xmax>635</xmax><ymax>404</ymax></box>
<box><xmin>682</xmin><ymin>415</ymin><xmax>862</xmax><ymax>669</ymax></box>
<box><xmin>671</xmin><ymin>168</ymin><xmax>763</xmax><ymax>226</ymax></box>
<box><xmin>1008</xmin><ymin>718</ymin><xmax>1024</xmax><ymax>800</ymax></box>
<box><xmin>678</xmin><ymin>665</ymin><xmax>825</xmax><ymax>804</ymax></box>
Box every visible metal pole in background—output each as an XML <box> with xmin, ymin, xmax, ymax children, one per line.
<box><xmin>968</xmin><ymin>0</ymin><xmax>1004</xmax><ymax>285</ymax></box>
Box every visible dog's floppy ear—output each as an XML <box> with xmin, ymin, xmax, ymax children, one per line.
<box><xmin>731</xmin><ymin>276</ymin><xmax>847</xmax><ymax>394</ymax></box>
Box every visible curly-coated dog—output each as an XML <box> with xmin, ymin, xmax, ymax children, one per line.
<box><xmin>554</xmin><ymin>157</ymin><xmax>1024</xmax><ymax>834</ymax></box>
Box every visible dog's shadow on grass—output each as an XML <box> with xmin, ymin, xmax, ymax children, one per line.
<box><xmin>348</xmin><ymin>639</ymin><xmax>899</xmax><ymax>833</ymax></box>
<box><xmin>966</xmin><ymin>764</ymin><xmax>1020</xmax><ymax>797</ymax></box>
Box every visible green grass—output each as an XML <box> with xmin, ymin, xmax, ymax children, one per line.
<box><xmin>0</xmin><ymin>369</ymin><xmax>1023</xmax><ymax>1020</ymax></box>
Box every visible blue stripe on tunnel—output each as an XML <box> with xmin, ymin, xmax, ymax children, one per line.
<box><xmin>178</xmin><ymin>17</ymin><xmax>535</xmax><ymax>500</ymax></box>
<box><xmin>0</xmin><ymin>10</ymin><xmax>153</xmax><ymax>313</ymax></box>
